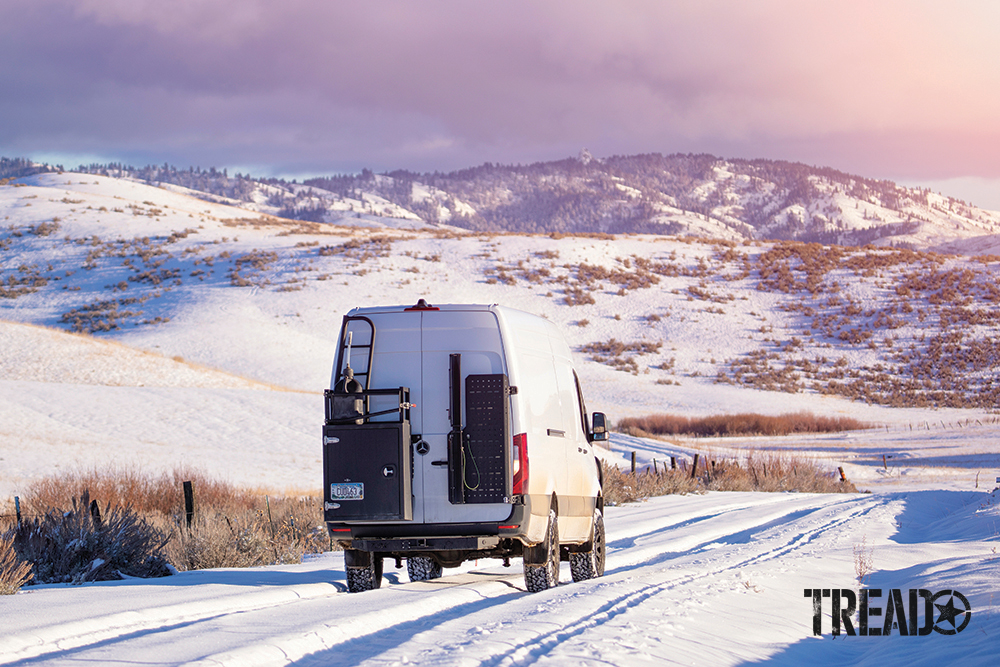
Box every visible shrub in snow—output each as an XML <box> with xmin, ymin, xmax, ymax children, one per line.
<box><xmin>0</xmin><ymin>536</ymin><xmax>32</xmax><ymax>594</ymax></box>
<box><xmin>166</xmin><ymin>505</ymin><xmax>330</xmax><ymax>571</ymax></box>
<box><xmin>602</xmin><ymin>461</ymin><xmax>700</xmax><ymax>505</ymax></box>
<box><xmin>8</xmin><ymin>491</ymin><xmax>171</xmax><ymax>584</ymax></box>
<box><xmin>602</xmin><ymin>452</ymin><xmax>857</xmax><ymax>506</ymax></box>
<box><xmin>617</xmin><ymin>411</ymin><xmax>870</xmax><ymax>437</ymax></box>
<box><xmin>22</xmin><ymin>466</ymin><xmax>330</xmax><ymax>573</ymax></box>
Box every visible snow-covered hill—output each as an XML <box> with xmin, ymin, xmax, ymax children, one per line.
<box><xmin>2</xmin><ymin>169</ymin><xmax>999</xmax><ymax>665</ymax></box>
<box><xmin>5</xmin><ymin>170</ymin><xmax>1000</xmax><ymax>412</ymax></box>
<box><xmin>14</xmin><ymin>152</ymin><xmax>1000</xmax><ymax>248</ymax></box>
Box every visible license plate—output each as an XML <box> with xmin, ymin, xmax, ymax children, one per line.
<box><xmin>330</xmin><ymin>482</ymin><xmax>364</xmax><ymax>501</ymax></box>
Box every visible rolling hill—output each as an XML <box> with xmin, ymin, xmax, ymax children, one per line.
<box><xmin>1</xmin><ymin>161</ymin><xmax>999</xmax><ymax>666</ymax></box>
<box><xmin>8</xmin><ymin>152</ymin><xmax>1000</xmax><ymax>251</ymax></box>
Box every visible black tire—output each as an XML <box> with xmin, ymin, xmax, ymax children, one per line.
<box><xmin>570</xmin><ymin>508</ymin><xmax>606</xmax><ymax>582</ymax></box>
<box><xmin>523</xmin><ymin>508</ymin><xmax>559</xmax><ymax>592</ymax></box>
<box><xmin>345</xmin><ymin>549</ymin><xmax>383</xmax><ymax>593</ymax></box>
<box><xmin>407</xmin><ymin>556</ymin><xmax>443</xmax><ymax>582</ymax></box>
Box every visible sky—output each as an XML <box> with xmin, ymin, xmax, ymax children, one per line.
<box><xmin>3</xmin><ymin>0</ymin><xmax>1000</xmax><ymax>208</ymax></box>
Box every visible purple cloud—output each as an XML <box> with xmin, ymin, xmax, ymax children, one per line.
<box><xmin>2</xmin><ymin>0</ymin><xmax>999</xmax><ymax>182</ymax></box>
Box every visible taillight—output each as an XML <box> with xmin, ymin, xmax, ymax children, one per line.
<box><xmin>512</xmin><ymin>432</ymin><xmax>528</xmax><ymax>495</ymax></box>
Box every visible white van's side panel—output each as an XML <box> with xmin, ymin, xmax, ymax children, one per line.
<box><xmin>552</xmin><ymin>352</ymin><xmax>597</xmax><ymax>539</ymax></box>
<box><xmin>495</xmin><ymin>306</ymin><xmax>597</xmax><ymax>543</ymax></box>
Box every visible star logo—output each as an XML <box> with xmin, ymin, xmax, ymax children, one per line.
<box><xmin>932</xmin><ymin>590</ymin><xmax>972</xmax><ymax>635</ymax></box>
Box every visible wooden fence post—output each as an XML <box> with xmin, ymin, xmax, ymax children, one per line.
<box><xmin>838</xmin><ymin>467</ymin><xmax>847</xmax><ymax>483</ymax></box>
<box><xmin>183</xmin><ymin>481</ymin><xmax>195</xmax><ymax>528</ymax></box>
<box><xmin>14</xmin><ymin>496</ymin><xmax>22</xmax><ymax>528</ymax></box>
<box><xmin>265</xmin><ymin>495</ymin><xmax>279</xmax><ymax>563</ymax></box>
<box><xmin>631</xmin><ymin>451</ymin><xmax>636</xmax><ymax>474</ymax></box>
<box><xmin>89</xmin><ymin>499</ymin><xmax>102</xmax><ymax>528</ymax></box>
<box><xmin>670</xmin><ymin>456</ymin><xmax>677</xmax><ymax>470</ymax></box>
<box><xmin>690</xmin><ymin>453</ymin><xmax>700</xmax><ymax>479</ymax></box>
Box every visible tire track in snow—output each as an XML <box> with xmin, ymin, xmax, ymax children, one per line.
<box><xmin>604</xmin><ymin>493</ymin><xmax>882</xmax><ymax>575</ymax></box>
<box><xmin>298</xmin><ymin>496</ymin><xmax>882</xmax><ymax>667</ymax></box>
<box><xmin>176</xmin><ymin>495</ymin><xmax>880</xmax><ymax>667</ymax></box>
<box><xmin>187</xmin><ymin>579</ymin><xmax>527</xmax><ymax>667</ymax></box>
<box><xmin>0</xmin><ymin>583</ymin><xmax>342</xmax><ymax>665</ymax></box>
<box><xmin>0</xmin><ymin>494</ymin><xmax>890</xmax><ymax>666</ymax></box>
<box><xmin>471</xmin><ymin>494</ymin><xmax>887</xmax><ymax>666</ymax></box>
<box><xmin>0</xmin><ymin>574</ymin><xmax>528</xmax><ymax>666</ymax></box>
<box><xmin>329</xmin><ymin>493</ymin><xmax>888</xmax><ymax>667</ymax></box>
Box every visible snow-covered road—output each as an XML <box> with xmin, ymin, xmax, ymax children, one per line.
<box><xmin>3</xmin><ymin>489</ymin><xmax>997</xmax><ymax>666</ymax></box>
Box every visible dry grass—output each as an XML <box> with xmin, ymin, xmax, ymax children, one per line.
<box><xmin>854</xmin><ymin>535</ymin><xmax>874</xmax><ymax>585</ymax></box>
<box><xmin>582</xmin><ymin>338</ymin><xmax>663</xmax><ymax>375</ymax></box>
<box><xmin>7</xmin><ymin>466</ymin><xmax>328</xmax><ymax>579</ymax></box>
<box><xmin>700</xmin><ymin>451</ymin><xmax>857</xmax><ymax>493</ymax></box>
<box><xmin>9</xmin><ymin>491</ymin><xmax>171</xmax><ymax>584</ymax></box>
<box><xmin>602</xmin><ymin>462</ymin><xmax>700</xmax><ymax>503</ymax></box>
<box><xmin>0</xmin><ymin>535</ymin><xmax>32</xmax><ymax>594</ymax></box>
<box><xmin>722</xmin><ymin>241</ymin><xmax>1000</xmax><ymax>409</ymax></box>
<box><xmin>162</xmin><ymin>495</ymin><xmax>327</xmax><ymax>571</ymax></box>
<box><xmin>21</xmin><ymin>466</ymin><xmax>257</xmax><ymax>517</ymax></box>
<box><xmin>617</xmin><ymin>411</ymin><xmax>872</xmax><ymax>437</ymax></box>
<box><xmin>603</xmin><ymin>450</ymin><xmax>857</xmax><ymax>506</ymax></box>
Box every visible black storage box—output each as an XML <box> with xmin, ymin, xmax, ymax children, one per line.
<box><xmin>323</xmin><ymin>421</ymin><xmax>412</xmax><ymax>521</ymax></box>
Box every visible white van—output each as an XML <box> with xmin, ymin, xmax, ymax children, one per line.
<box><xmin>322</xmin><ymin>300</ymin><xmax>608</xmax><ymax>593</ymax></box>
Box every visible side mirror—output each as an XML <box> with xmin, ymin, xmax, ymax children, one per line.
<box><xmin>590</xmin><ymin>412</ymin><xmax>608</xmax><ymax>442</ymax></box>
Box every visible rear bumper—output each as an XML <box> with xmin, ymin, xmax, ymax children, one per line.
<box><xmin>353</xmin><ymin>535</ymin><xmax>501</xmax><ymax>552</ymax></box>
<box><xmin>328</xmin><ymin>496</ymin><xmax>530</xmax><ymax>539</ymax></box>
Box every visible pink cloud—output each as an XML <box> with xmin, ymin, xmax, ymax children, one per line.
<box><xmin>2</xmin><ymin>1</ymin><xmax>999</xmax><ymax>179</ymax></box>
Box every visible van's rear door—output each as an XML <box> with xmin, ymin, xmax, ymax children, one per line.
<box><xmin>418</xmin><ymin>309</ymin><xmax>512</xmax><ymax>523</ymax></box>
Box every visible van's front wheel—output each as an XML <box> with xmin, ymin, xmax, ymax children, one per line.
<box><xmin>523</xmin><ymin>508</ymin><xmax>559</xmax><ymax>592</ymax></box>
<box><xmin>570</xmin><ymin>508</ymin><xmax>606</xmax><ymax>582</ymax></box>
<box><xmin>345</xmin><ymin>549</ymin><xmax>383</xmax><ymax>593</ymax></box>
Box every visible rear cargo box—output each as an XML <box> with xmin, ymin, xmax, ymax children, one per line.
<box><xmin>322</xmin><ymin>388</ymin><xmax>413</xmax><ymax>522</ymax></box>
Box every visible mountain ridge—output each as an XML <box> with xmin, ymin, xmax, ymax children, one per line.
<box><xmin>6</xmin><ymin>152</ymin><xmax>998</xmax><ymax>252</ymax></box>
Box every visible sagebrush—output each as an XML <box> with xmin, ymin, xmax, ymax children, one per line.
<box><xmin>602</xmin><ymin>451</ymin><xmax>856</xmax><ymax>506</ymax></box>
<box><xmin>616</xmin><ymin>411</ymin><xmax>871</xmax><ymax>437</ymax></box>
<box><xmin>7</xmin><ymin>467</ymin><xmax>328</xmax><ymax>579</ymax></box>
<box><xmin>7</xmin><ymin>491</ymin><xmax>170</xmax><ymax>584</ymax></box>
<box><xmin>0</xmin><ymin>535</ymin><xmax>32</xmax><ymax>594</ymax></box>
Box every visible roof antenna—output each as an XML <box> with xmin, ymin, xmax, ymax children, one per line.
<box><xmin>345</xmin><ymin>331</ymin><xmax>353</xmax><ymax>372</ymax></box>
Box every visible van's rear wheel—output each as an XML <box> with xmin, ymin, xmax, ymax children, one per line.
<box><xmin>345</xmin><ymin>549</ymin><xmax>383</xmax><ymax>593</ymax></box>
<box><xmin>523</xmin><ymin>509</ymin><xmax>559</xmax><ymax>592</ymax></box>
<box><xmin>407</xmin><ymin>556</ymin><xmax>443</xmax><ymax>582</ymax></box>
<box><xmin>570</xmin><ymin>508</ymin><xmax>606</xmax><ymax>582</ymax></box>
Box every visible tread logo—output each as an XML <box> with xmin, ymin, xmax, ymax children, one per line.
<box><xmin>804</xmin><ymin>588</ymin><xmax>971</xmax><ymax>636</ymax></box>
